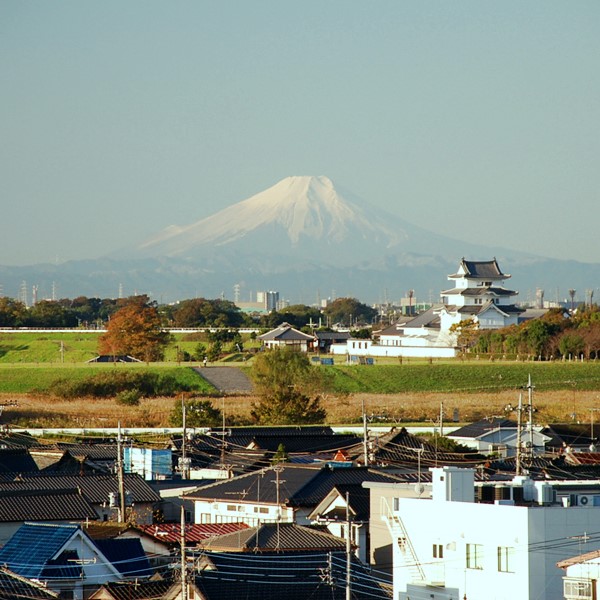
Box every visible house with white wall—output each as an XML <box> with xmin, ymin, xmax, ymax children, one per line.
<box><xmin>330</xmin><ymin>258</ymin><xmax>524</xmax><ymax>359</ymax></box>
<box><xmin>376</xmin><ymin>466</ymin><xmax>600</xmax><ymax>600</ymax></box>
<box><xmin>557</xmin><ymin>549</ymin><xmax>600</xmax><ymax>600</ymax></box>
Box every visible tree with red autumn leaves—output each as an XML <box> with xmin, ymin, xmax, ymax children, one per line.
<box><xmin>98</xmin><ymin>296</ymin><xmax>171</xmax><ymax>362</ymax></box>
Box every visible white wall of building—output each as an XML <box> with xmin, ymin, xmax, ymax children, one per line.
<box><xmin>193</xmin><ymin>498</ymin><xmax>296</xmax><ymax>526</ymax></box>
<box><xmin>383</xmin><ymin>468</ymin><xmax>600</xmax><ymax>600</ymax></box>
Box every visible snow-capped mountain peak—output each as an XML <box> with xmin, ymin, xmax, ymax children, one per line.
<box><xmin>136</xmin><ymin>175</ymin><xmax>404</xmax><ymax>258</ymax></box>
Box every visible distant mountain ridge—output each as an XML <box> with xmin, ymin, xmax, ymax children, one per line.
<box><xmin>1</xmin><ymin>176</ymin><xmax>599</xmax><ymax>303</ymax></box>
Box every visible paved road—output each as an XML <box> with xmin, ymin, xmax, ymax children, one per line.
<box><xmin>193</xmin><ymin>366</ymin><xmax>254</xmax><ymax>395</ymax></box>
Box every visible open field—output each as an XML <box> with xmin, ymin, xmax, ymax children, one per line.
<box><xmin>0</xmin><ymin>365</ymin><xmax>215</xmax><ymax>394</ymax></box>
<box><xmin>0</xmin><ymin>331</ymin><xmax>261</xmax><ymax>364</ymax></box>
<box><xmin>0</xmin><ymin>331</ymin><xmax>598</xmax><ymax>428</ymax></box>
<box><xmin>2</xmin><ymin>389</ymin><xmax>599</xmax><ymax>430</ymax></box>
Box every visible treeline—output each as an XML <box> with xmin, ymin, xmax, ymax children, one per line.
<box><xmin>0</xmin><ymin>294</ymin><xmax>377</xmax><ymax>330</ymax></box>
<box><xmin>465</xmin><ymin>307</ymin><xmax>600</xmax><ymax>359</ymax></box>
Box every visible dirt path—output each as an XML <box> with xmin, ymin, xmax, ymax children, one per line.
<box><xmin>193</xmin><ymin>366</ymin><xmax>254</xmax><ymax>395</ymax></box>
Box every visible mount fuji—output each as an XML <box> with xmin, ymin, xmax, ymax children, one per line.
<box><xmin>131</xmin><ymin>175</ymin><xmax>494</xmax><ymax>268</ymax></box>
<box><xmin>2</xmin><ymin>176</ymin><xmax>599</xmax><ymax>303</ymax></box>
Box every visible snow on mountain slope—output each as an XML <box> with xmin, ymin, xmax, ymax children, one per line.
<box><xmin>136</xmin><ymin>176</ymin><xmax>409</xmax><ymax>257</ymax></box>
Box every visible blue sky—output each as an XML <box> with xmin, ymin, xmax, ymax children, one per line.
<box><xmin>1</xmin><ymin>1</ymin><xmax>599</xmax><ymax>266</ymax></box>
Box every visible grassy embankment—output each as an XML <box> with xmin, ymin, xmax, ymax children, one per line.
<box><xmin>0</xmin><ymin>331</ymin><xmax>599</xmax><ymax>428</ymax></box>
<box><xmin>0</xmin><ymin>330</ymin><xmax>259</xmax><ymax>364</ymax></box>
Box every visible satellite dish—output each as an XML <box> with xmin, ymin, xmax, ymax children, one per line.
<box><xmin>414</xmin><ymin>483</ymin><xmax>425</xmax><ymax>497</ymax></box>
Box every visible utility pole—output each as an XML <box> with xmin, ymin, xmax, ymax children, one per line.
<box><xmin>180</xmin><ymin>504</ymin><xmax>188</xmax><ymax>600</ymax></box>
<box><xmin>439</xmin><ymin>402</ymin><xmax>444</xmax><ymax>437</ymax></box>
<box><xmin>220</xmin><ymin>397</ymin><xmax>226</xmax><ymax>469</ymax></box>
<box><xmin>515</xmin><ymin>394</ymin><xmax>523</xmax><ymax>476</ymax></box>
<box><xmin>346</xmin><ymin>491</ymin><xmax>352</xmax><ymax>600</ymax></box>
<box><xmin>526</xmin><ymin>374</ymin><xmax>535</xmax><ymax>452</ymax></box>
<box><xmin>116</xmin><ymin>422</ymin><xmax>126</xmax><ymax>523</ymax></box>
<box><xmin>506</xmin><ymin>376</ymin><xmax>536</xmax><ymax>475</ymax></box>
<box><xmin>274</xmin><ymin>465</ymin><xmax>284</xmax><ymax>550</ymax></box>
<box><xmin>180</xmin><ymin>398</ymin><xmax>190</xmax><ymax>479</ymax></box>
<box><xmin>362</xmin><ymin>398</ymin><xmax>369</xmax><ymax>467</ymax></box>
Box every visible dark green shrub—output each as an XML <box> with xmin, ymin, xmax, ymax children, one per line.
<box><xmin>116</xmin><ymin>389</ymin><xmax>141</xmax><ymax>406</ymax></box>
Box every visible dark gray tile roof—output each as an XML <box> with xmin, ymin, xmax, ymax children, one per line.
<box><xmin>449</xmin><ymin>418</ymin><xmax>516</xmax><ymax>439</ymax></box>
<box><xmin>441</xmin><ymin>287</ymin><xmax>516</xmax><ymax>297</ymax></box>
<box><xmin>290</xmin><ymin>466</ymin><xmax>404</xmax><ymax>507</ymax></box>
<box><xmin>89</xmin><ymin>581</ymin><xmax>174</xmax><ymax>600</ymax></box>
<box><xmin>363</xmin><ymin>428</ymin><xmax>481</xmax><ymax>469</ymax></box>
<box><xmin>327</xmin><ymin>484</ymin><xmax>371</xmax><ymax>521</ymax></box>
<box><xmin>195</xmin><ymin>551</ymin><xmax>392</xmax><ymax>600</ymax></box>
<box><xmin>55</xmin><ymin>443</ymin><xmax>118</xmax><ymax>461</ymax></box>
<box><xmin>314</xmin><ymin>332</ymin><xmax>351</xmax><ymax>341</ymax></box>
<box><xmin>258</xmin><ymin>323</ymin><xmax>315</xmax><ymax>342</ymax></box>
<box><xmin>0</xmin><ymin>474</ymin><xmax>161</xmax><ymax>504</ymax></box>
<box><xmin>0</xmin><ymin>567</ymin><xmax>59</xmax><ymax>599</ymax></box>
<box><xmin>186</xmin><ymin>465</ymin><xmax>321</xmax><ymax>504</ymax></box>
<box><xmin>0</xmin><ymin>448</ymin><xmax>39</xmax><ymax>473</ymax></box>
<box><xmin>186</xmin><ymin>464</ymin><xmax>402</xmax><ymax>509</ymax></box>
<box><xmin>0</xmin><ymin>488</ymin><xmax>97</xmax><ymax>523</ymax></box>
<box><xmin>449</xmin><ymin>258</ymin><xmax>508</xmax><ymax>280</ymax></box>
<box><xmin>198</xmin><ymin>523</ymin><xmax>347</xmax><ymax>552</ymax></box>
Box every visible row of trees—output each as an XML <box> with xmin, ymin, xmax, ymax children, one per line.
<box><xmin>459</xmin><ymin>307</ymin><xmax>600</xmax><ymax>359</ymax></box>
<box><xmin>0</xmin><ymin>294</ymin><xmax>377</xmax><ymax>330</ymax></box>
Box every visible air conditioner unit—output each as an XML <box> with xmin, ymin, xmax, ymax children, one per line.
<box><xmin>577</xmin><ymin>495</ymin><xmax>596</xmax><ymax>506</ymax></box>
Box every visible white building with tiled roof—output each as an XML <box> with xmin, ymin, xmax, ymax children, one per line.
<box><xmin>330</xmin><ymin>258</ymin><xmax>524</xmax><ymax>359</ymax></box>
<box><xmin>257</xmin><ymin>322</ymin><xmax>315</xmax><ymax>352</ymax></box>
<box><xmin>437</xmin><ymin>258</ymin><xmax>524</xmax><ymax>331</ymax></box>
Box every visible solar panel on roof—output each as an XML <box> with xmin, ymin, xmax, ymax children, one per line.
<box><xmin>0</xmin><ymin>523</ymin><xmax>78</xmax><ymax>579</ymax></box>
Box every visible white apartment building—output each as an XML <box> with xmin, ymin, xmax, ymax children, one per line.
<box><xmin>377</xmin><ymin>467</ymin><xmax>600</xmax><ymax>600</ymax></box>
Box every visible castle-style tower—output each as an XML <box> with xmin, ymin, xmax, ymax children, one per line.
<box><xmin>437</xmin><ymin>258</ymin><xmax>524</xmax><ymax>331</ymax></box>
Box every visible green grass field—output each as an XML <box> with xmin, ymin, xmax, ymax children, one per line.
<box><xmin>0</xmin><ymin>331</ymin><xmax>259</xmax><ymax>364</ymax></box>
<box><xmin>0</xmin><ymin>331</ymin><xmax>598</xmax><ymax>397</ymax></box>
<box><xmin>0</xmin><ymin>365</ymin><xmax>215</xmax><ymax>394</ymax></box>
<box><xmin>325</xmin><ymin>362</ymin><xmax>600</xmax><ymax>394</ymax></box>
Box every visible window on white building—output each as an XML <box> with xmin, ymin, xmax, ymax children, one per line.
<box><xmin>433</xmin><ymin>544</ymin><xmax>443</xmax><ymax>559</ymax></box>
<box><xmin>497</xmin><ymin>546</ymin><xmax>515</xmax><ymax>572</ymax></box>
<box><xmin>466</xmin><ymin>543</ymin><xmax>483</xmax><ymax>569</ymax></box>
<box><xmin>564</xmin><ymin>579</ymin><xmax>594</xmax><ymax>600</ymax></box>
